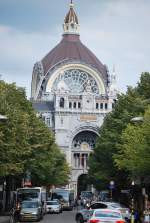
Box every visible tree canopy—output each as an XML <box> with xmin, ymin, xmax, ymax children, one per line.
<box><xmin>88</xmin><ymin>72</ymin><xmax>150</xmax><ymax>190</ymax></box>
<box><xmin>0</xmin><ymin>81</ymin><xmax>69</xmax><ymax>187</ymax></box>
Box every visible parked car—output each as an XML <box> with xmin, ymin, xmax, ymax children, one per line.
<box><xmin>19</xmin><ymin>200</ymin><xmax>43</xmax><ymax>222</ymax></box>
<box><xmin>98</xmin><ymin>190</ymin><xmax>110</xmax><ymax>202</ymax></box>
<box><xmin>88</xmin><ymin>209</ymin><xmax>125</xmax><ymax>223</ymax></box>
<box><xmin>46</xmin><ymin>200</ymin><xmax>62</xmax><ymax>214</ymax></box>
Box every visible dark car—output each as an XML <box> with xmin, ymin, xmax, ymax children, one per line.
<box><xmin>20</xmin><ymin>200</ymin><xmax>43</xmax><ymax>221</ymax></box>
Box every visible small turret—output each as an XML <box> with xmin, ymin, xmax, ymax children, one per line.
<box><xmin>63</xmin><ymin>1</ymin><xmax>80</xmax><ymax>35</ymax></box>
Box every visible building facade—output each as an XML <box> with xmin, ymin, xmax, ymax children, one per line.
<box><xmin>31</xmin><ymin>2</ymin><xmax>117</xmax><ymax>193</ymax></box>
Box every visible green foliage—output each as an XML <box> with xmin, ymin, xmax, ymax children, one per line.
<box><xmin>0</xmin><ymin>81</ymin><xmax>69</xmax><ymax>186</ymax></box>
<box><xmin>89</xmin><ymin>72</ymin><xmax>150</xmax><ymax>189</ymax></box>
<box><xmin>115</xmin><ymin>106</ymin><xmax>150</xmax><ymax>179</ymax></box>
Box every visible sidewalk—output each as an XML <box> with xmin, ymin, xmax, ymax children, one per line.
<box><xmin>0</xmin><ymin>216</ymin><xmax>9</xmax><ymax>223</ymax></box>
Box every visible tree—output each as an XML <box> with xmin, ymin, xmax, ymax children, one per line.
<box><xmin>0</xmin><ymin>80</ymin><xmax>69</xmax><ymax>187</ymax></box>
<box><xmin>88</xmin><ymin>72</ymin><xmax>150</xmax><ymax>190</ymax></box>
<box><xmin>115</xmin><ymin>106</ymin><xmax>150</xmax><ymax>179</ymax></box>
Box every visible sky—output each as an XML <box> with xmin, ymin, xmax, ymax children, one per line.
<box><xmin>0</xmin><ymin>0</ymin><xmax>150</xmax><ymax>98</ymax></box>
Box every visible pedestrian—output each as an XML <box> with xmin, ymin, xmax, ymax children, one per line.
<box><xmin>134</xmin><ymin>209</ymin><xmax>139</xmax><ymax>223</ymax></box>
<box><xmin>144</xmin><ymin>209</ymin><xmax>150</xmax><ymax>223</ymax></box>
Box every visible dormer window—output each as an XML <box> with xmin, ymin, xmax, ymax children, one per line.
<box><xmin>60</xmin><ymin>97</ymin><xmax>64</xmax><ymax>108</ymax></box>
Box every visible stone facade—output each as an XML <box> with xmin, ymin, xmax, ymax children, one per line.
<box><xmin>31</xmin><ymin>2</ymin><xmax>117</xmax><ymax>194</ymax></box>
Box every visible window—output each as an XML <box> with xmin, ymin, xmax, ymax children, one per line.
<box><xmin>69</xmin><ymin>102</ymin><xmax>72</xmax><ymax>108</ymax></box>
<box><xmin>60</xmin><ymin>97</ymin><xmax>64</xmax><ymax>108</ymax></box>
<box><xmin>90</xmin><ymin>202</ymin><xmax>107</xmax><ymax>209</ymax></box>
<box><xmin>46</xmin><ymin>117</ymin><xmax>51</xmax><ymax>127</ymax></box>
<box><xmin>78</xmin><ymin>102</ymin><xmax>81</xmax><ymax>108</ymax></box>
<box><xmin>96</xmin><ymin>103</ymin><xmax>99</xmax><ymax>109</ymax></box>
<box><xmin>52</xmin><ymin>69</ymin><xmax>99</xmax><ymax>95</ymax></box>
<box><xmin>100</xmin><ymin>103</ymin><xmax>103</xmax><ymax>109</ymax></box>
<box><xmin>73</xmin><ymin>102</ymin><xmax>76</xmax><ymax>108</ymax></box>
<box><xmin>105</xmin><ymin>103</ymin><xmax>108</xmax><ymax>110</ymax></box>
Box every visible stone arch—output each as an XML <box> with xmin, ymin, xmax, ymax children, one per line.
<box><xmin>68</xmin><ymin>124</ymin><xmax>100</xmax><ymax>149</ymax></box>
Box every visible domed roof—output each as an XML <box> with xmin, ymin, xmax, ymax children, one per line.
<box><xmin>42</xmin><ymin>34</ymin><xmax>108</xmax><ymax>81</ymax></box>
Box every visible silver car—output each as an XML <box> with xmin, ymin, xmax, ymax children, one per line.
<box><xmin>46</xmin><ymin>200</ymin><xmax>62</xmax><ymax>214</ymax></box>
<box><xmin>88</xmin><ymin>209</ymin><xmax>125</xmax><ymax>223</ymax></box>
<box><xmin>20</xmin><ymin>200</ymin><xmax>43</xmax><ymax>221</ymax></box>
<box><xmin>75</xmin><ymin>201</ymin><xmax>130</xmax><ymax>223</ymax></box>
<box><xmin>105</xmin><ymin>202</ymin><xmax>130</xmax><ymax>221</ymax></box>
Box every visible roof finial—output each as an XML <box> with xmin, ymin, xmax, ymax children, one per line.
<box><xmin>70</xmin><ymin>0</ymin><xmax>74</xmax><ymax>7</ymax></box>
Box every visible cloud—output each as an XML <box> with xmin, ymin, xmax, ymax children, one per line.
<box><xmin>79</xmin><ymin>0</ymin><xmax>150</xmax><ymax>91</ymax></box>
<box><xmin>0</xmin><ymin>0</ymin><xmax>150</xmax><ymax>97</ymax></box>
<box><xmin>0</xmin><ymin>24</ymin><xmax>60</xmax><ymax>97</ymax></box>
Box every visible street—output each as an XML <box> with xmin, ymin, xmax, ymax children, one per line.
<box><xmin>41</xmin><ymin>210</ymin><xmax>76</xmax><ymax>223</ymax></box>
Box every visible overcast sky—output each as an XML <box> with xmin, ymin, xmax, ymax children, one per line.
<box><xmin>0</xmin><ymin>0</ymin><xmax>150</xmax><ymax>97</ymax></box>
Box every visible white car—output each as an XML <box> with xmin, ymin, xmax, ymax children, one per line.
<box><xmin>46</xmin><ymin>200</ymin><xmax>62</xmax><ymax>214</ymax></box>
<box><xmin>88</xmin><ymin>209</ymin><xmax>125</xmax><ymax>223</ymax></box>
<box><xmin>104</xmin><ymin>202</ymin><xmax>130</xmax><ymax>221</ymax></box>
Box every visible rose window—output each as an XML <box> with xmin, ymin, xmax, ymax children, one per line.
<box><xmin>52</xmin><ymin>69</ymin><xmax>99</xmax><ymax>94</ymax></box>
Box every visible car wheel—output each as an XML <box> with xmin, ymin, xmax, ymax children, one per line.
<box><xmin>76</xmin><ymin>215</ymin><xmax>84</xmax><ymax>223</ymax></box>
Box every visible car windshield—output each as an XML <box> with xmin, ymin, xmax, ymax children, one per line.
<box><xmin>94</xmin><ymin>211</ymin><xmax>121</xmax><ymax>218</ymax></box>
<box><xmin>22</xmin><ymin>201</ymin><xmax>39</xmax><ymax>208</ymax></box>
<box><xmin>47</xmin><ymin>201</ymin><xmax>58</xmax><ymax>205</ymax></box>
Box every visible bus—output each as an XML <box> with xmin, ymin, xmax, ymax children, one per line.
<box><xmin>51</xmin><ymin>188</ymin><xmax>75</xmax><ymax>210</ymax></box>
<box><xmin>16</xmin><ymin>187</ymin><xmax>47</xmax><ymax>214</ymax></box>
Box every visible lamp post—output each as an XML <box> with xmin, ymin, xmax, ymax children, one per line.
<box><xmin>130</xmin><ymin>181</ymin><xmax>135</xmax><ymax>223</ymax></box>
<box><xmin>130</xmin><ymin>116</ymin><xmax>146</xmax><ymax>220</ymax></box>
<box><xmin>0</xmin><ymin>114</ymin><xmax>7</xmax><ymax>121</ymax></box>
<box><xmin>109</xmin><ymin>181</ymin><xmax>115</xmax><ymax>201</ymax></box>
<box><xmin>0</xmin><ymin>114</ymin><xmax>8</xmax><ymax>212</ymax></box>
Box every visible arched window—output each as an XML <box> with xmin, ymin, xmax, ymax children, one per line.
<box><xmin>78</xmin><ymin>102</ymin><xmax>81</xmax><ymax>108</ymax></box>
<box><xmin>96</xmin><ymin>103</ymin><xmax>99</xmax><ymax>109</ymax></box>
<box><xmin>69</xmin><ymin>102</ymin><xmax>72</xmax><ymax>108</ymax></box>
<box><xmin>73</xmin><ymin>102</ymin><xmax>76</xmax><ymax>108</ymax></box>
<box><xmin>100</xmin><ymin>103</ymin><xmax>103</xmax><ymax>109</ymax></box>
<box><xmin>60</xmin><ymin>97</ymin><xmax>64</xmax><ymax>108</ymax></box>
<box><xmin>105</xmin><ymin>103</ymin><xmax>108</xmax><ymax>110</ymax></box>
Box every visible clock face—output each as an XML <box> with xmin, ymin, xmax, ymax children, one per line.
<box><xmin>52</xmin><ymin>69</ymin><xmax>99</xmax><ymax>94</ymax></box>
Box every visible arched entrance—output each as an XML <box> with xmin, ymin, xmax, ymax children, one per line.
<box><xmin>70</xmin><ymin>130</ymin><xmax>99</xmax><ymax>195</ymax></box>
<box><xmin>71</xmin><ymin>131</ymin><xmax>98</xmax><ymax>170</ymax></box>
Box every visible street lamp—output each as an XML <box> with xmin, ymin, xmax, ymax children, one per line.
<box><xmin>0</xmin><ymin>114</ymin><xmax>7</xmax><ymax>212</ymax></box>
<box><xmin>131</xmin><ymin>181</ymin><xmax>135</xmax><ymax>223</ymax></box>
<box><xmin>109</xmin><ymin>181</ymin><xmax>115</xmax><ymax>201</ymax></box>
<box><xmin>130</xmin><ymin>116</ymin><xmax>143</xmax><ymax>123</ymax></box>
<box><xmin>0</xmin><ymin>114</ymin><xmax>7</xmax><ymax>120</ymax></box>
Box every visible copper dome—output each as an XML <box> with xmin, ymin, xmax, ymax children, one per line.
<box><xmin>42</xmin><ymin>34</ymin><xmax>108</xmax><ymax>81</ymax></box>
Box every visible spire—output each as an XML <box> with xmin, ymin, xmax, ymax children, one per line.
<box><xmin>63</xmin><ymin>1</ymin><xmax>80</xmax><ymax>35</ymax></box>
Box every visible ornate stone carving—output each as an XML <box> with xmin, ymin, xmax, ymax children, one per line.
<box><xmin>33</xmin><ymin>61</ymin><xmax>44</xmax><ymax>79</ymax></box>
